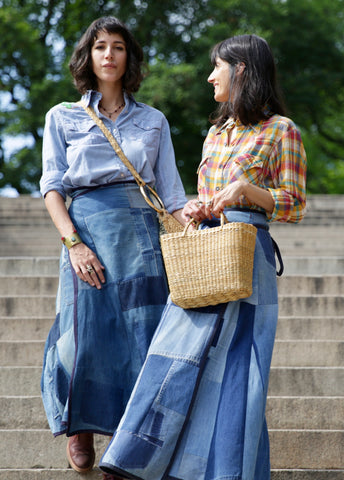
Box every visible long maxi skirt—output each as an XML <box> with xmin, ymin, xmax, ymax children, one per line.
<box><xmin>100</xmin><ymin>209</ymin><xmax>279</xmax><ymax>480</ymax></box>
<box><xmin>41</xmin><ymin>183</ymin><xmax>169</xmax><ymax>437</ymax></box>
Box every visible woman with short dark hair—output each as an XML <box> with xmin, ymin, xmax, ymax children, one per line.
<box><xmin>99</xmin><ymin>34</ymin><xmax>307</xmax><ymax>480</ymax></box>
<box><xmin>40</xmin><ymin>16</ymin><xmax>186</xmax><ymax>478</ymax></box>
<box><xmin>69</xmin><ymin>16</ymin><xmax>144</xmax><ymax>95</ymax></box>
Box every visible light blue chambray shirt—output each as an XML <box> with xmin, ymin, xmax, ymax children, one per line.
<box><xmin>40</xmin><ymin>90</ymin><xmax>187</xmax><ymax>213</ymax></box>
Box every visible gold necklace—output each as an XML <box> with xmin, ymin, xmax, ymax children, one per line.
<box><xmin>99</xmin><ymin>101</ymin><xmax>125</xmax><ymax>118</ymax></box>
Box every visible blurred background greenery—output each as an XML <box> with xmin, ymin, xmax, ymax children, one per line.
<box><xmin>0</xmin><ymin>0</ymin><xmax>343</xmax><ymax>195</ymax></box>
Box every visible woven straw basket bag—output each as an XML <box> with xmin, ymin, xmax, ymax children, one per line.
<box><xmin>160</xmin><ymin>214</ymin><xmax>257</xmax><ymax>309</ymax></box>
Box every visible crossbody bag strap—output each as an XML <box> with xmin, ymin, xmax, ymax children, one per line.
<box><xmin>79</xmin><ymin>101</ymin><xmax>165</xmax><ymax>214</ymax></box>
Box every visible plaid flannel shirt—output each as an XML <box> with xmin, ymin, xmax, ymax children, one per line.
<box><xmin>197</xmin><ymin>114</ymin><xmax>307</xmax><ymax>222</ymax></box>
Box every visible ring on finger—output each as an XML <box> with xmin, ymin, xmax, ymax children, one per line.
<box><xmin>86</xmin><ymin>264</ymin><xmax>94</xmax><ymax>274</ymax></box>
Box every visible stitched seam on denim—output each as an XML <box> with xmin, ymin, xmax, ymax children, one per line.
<box><xmin>148</xmin><ymin>350</ymin><xmax>200</xmax><ymax>366</ymax></box>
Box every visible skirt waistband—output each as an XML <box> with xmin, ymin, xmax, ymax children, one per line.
<box><xmin>70</xmin><ymin>181</ymin><xmax>137</xmax><ymax>199</ymax></box>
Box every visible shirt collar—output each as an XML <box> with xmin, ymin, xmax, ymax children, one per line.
<box><xmin>216</xmin><ymin>116</ymin><xmax>264</xmax><ymax>136</ymax></box>
<box><xmin>81</xmin><ymin>90</ymin><xmax>136</xmax><ymax>109</ymax></box>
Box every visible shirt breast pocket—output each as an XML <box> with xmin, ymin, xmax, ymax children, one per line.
<box><xmin>230</xmin><ymin>153</ymin><xmax>265</xmax><ymax>183</ymax></box>
<box><xmin>65</xmin><ymin>119</ymin><xmax>105</xmax><ymax>146</ymax></box>
<box><xmin>127</xmin><ymin>118</ymin><xmax>161</xmax><ymax>146</ymax></box>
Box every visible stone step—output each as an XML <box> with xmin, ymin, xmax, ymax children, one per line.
<box><xmin>270</xmin><ymin>430</ymin><xmax>344</xmax><ymax>469</ymax></box>
<box><xmin>0</xmin><ymin>341</ymin><xmax>44</xmax><ymax>366</ymax></box>
<box><xmin>0</xmin><ymin>469</ymin><xmax>104</xmax><ymax>480</ymax></box>
<box><xmin>269</xmin><ymin>367</ymin><xmax>344</xmax><ymax>397</ymax></box>
<box><xmin>0</xmin><ymin>227</ymin><xmax>56</xmax><ymax>240</ymax></box>
<box><xmin>266</xmin><ymin>396</ymin><xmax>344</xmax><ymax>430</ymax></box>
<box><xmin>5</xmin><ymin>244</ymin><xmax>340</xmax><ymax>257</ymax></box>
<box><xmin>272</xmin><ymin>471</ymin><xmax>344</xmax><ymax>480</ymax></box>
<box><xmin>1</xmin><ymin>395</ymin><xmax>342</xmax><ymax>432</ymax></box>
<box><xmin>0</xmin><ymin>429</ymin><xmax>342</xmax><ymax>470</ymax></box>
<box><xmin>0</xmin><ymin>431</ymin><xmax>109</xmax><ymax>469</ymax></box>
<box><xmin>2</xmin><ymin>315</ymin><xmax>344</xmax><ymax>342</ymax></box>
<box><xmin>0</xmin><ymin>217</ymin><xmax>54</xmax><ymax>227</ymax></box>
<box><xmin>0</xmin><ymin>257</ymin><xmax>59</xmax><ymax>275</ymax></box>
<box><xmin>281</xmin><ymin>257</ymin><xmax>344</xmax><ymax>275</ymax></box>
<box><xmin>277</xmin><ymin>275</ymin><xmax>344</xmax><ymax>295</ymax></box>
<box><xmin>0</xmin><ymin>317</ymin><xmax>52</xmax><ymax>341</ymax></box>
<box><xmin>2</xmin><ymin>223</ymin><xmax>343</xmax><ymax>240</ymax></box>
<box><xmin>2</xmin><ymin>255</ymin><xmax>343</xmax><ymax>276</ymax></box>
<box><xmin>0</xmin><ymin>470</ymin><xmax>343</xmax><ymax>480</ymax></box>
<box><xmin>2</xmin><ymin>274</ymin><xmax>343</xmax><ymax>296</ymax></box>
<box><xmin>0</xmin><ymin>367</ymin><xmax>41</xmax><ymax>396</ymax></box>
<box><xmin>276</xmin><ymin>316</ymin><xmax>344</xmax><ymax>340</ymax></box>
<box><xmin>0</xmin><ymin>397</ymin><xmax>48</xmax><ymax>430</ymax></box>
<box><xmin>1</xmin><ymin>338</ymin><xmax>342</xmax><ymax>368</ymax></box>
<box><xmin>2</xmin><ymin>366</ymin><xmax>343</xmax><ymax>398</ymax></box>
<box><xmin>0</xmin><ymin>243</ymin><xmax>60</xmax><ymax>257</ymax></box>
<box><xmin>275</xmin><ymin>247</ymin><xmax>344</xmax><ymax>256</ymax></box>
<box><xmin>0</xmin><ymin>296</ymin><xmax>55</xmax><ymax>317</ymax></box>
<box><xmin>0</xmin><ymin>277</ymin><xmax>58</xmax><ymax>295</ymax></box>
<box><xmin>279</xmin><ymin>295</ymin><xmax>344</xmax><ymax>316</ymax></box>
<box><xmin>271</xmin><ymin>340</ymin><xmax>344</xmax><ymax>367</ymax></box>
<box><xmin>1</xmin><ymin>293</ymin><xmax>343</xmax><ymax>317</ymax></box>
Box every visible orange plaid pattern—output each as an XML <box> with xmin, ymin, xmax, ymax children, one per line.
<box><xmin>197</xmin><ymin>115</ymin><xmax>307</xmax><ymax>222</ymax></box>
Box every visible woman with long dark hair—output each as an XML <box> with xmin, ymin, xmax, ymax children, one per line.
<box><xmin>99</xmin><ymin>34</ymin><xmax>307</xmax><ymax>480</ymax></box>
<box><xmin>40</xmin><ymin>16</ymin><xmax>186</xmax><ymax>477</ymax></box>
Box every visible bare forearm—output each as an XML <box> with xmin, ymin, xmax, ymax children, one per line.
<box><xmin>211</xmin><ymin>180</ymin><xmax>275</xmax><ymax>217</ymax></box>
<box><xmin>242</xmin><ymin>182</ymin><xmax>275</xmax><ymax>213</ymax></box>
<box><xmin>44</xmin><ymin>190</ymin><xmax>105</xmax><ymax>289</ymax></box>
<box><xmin>44</xmin><ymin>191</ymin><xmax>76</xmax><ymax>237</ymax></box>
<box><xmin>172</xmin><ymin>208</ymin><xmax>186</xmax><ymax>226</ymax></box>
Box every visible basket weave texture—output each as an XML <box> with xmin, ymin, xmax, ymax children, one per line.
<box><xmin>159</xmin><ymin>210</ymin><xmax>184</xmax><ymax>234</ymax></box>
<box><xmin>160</xmin><ymin>221</ymin><xmax>257</xmax><ymax>309</ymax></box>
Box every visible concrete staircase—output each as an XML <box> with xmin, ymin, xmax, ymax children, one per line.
<box><xmin>0</xmin><ymin>194</ymin><xmax>343</xmax><ymax>479</ymax></box>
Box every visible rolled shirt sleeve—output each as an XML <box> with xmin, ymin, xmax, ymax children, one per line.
<box><xmin>267</xmin><ymin>126</ymin><xmax>307</xmax><ymax>223</ymax></box>
<box><xmin>40</xmin><ymin>107</ymin><xmax>69</xmax><ymax>199</ymax></box>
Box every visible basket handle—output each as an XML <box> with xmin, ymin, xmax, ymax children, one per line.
<box><xmin>182</xmin><ymin>212</ymin><xmax>228</xmax><ymax>236</ymax></box>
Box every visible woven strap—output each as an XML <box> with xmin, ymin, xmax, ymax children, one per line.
<box><xmin>79</xmin><ymin>101</ymin><xmax>165</xmax><ymax>214</ymax></box>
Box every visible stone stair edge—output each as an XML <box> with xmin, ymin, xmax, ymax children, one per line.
<box><xmin>0</xmin><ymin>470</ymin><xmax>342</xmax><ymax>480</ymax></box>
<box><xmin>1</xmin><ymin>429</ymin><xmax>343</xmax><ymax>470</ymax></box>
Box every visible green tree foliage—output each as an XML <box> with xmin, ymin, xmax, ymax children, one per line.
<box><xmin>0</xmin><ymin>0</ymin><xmax>344</xmax><ymax>194</ymax></box>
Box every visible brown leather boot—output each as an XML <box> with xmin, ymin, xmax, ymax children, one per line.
<box><xmin>66</xmin><ymin>433</ymin><xmax>95</xmax><ymax>472</ymax></box>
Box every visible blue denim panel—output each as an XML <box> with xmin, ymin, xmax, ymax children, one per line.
<box><xmin>101</xmin><ymin>354</ymin><xmax>198</xmax><ymax>477</ymax></box>
<box><xmin>148</xmin><ymin>302</ymin><xmax>225</xmax><ymax>365</ymax></box>
<box><xmin>119</xmin><ymin>300</ymin><xmax>168</xmax><ymax>367</ymax></box>
<box><xmin>100</xmin><ymin>302</ymin><xmax>226</xmax><ymax>477</ymax></box>
<box><xmin>41</xmin><ymin>343</ymin><xmax>69</xmax><ymax>434</ymax></box>
<box><xmin>41</xmin><ymin>184</ymin><xmax>169</xmax><ymax>436</ymax></box>
<box><xmin>254</xmin><ymin>231</ymin><xmax>278</xmax><ymax>306</ymax></box>
<box><xmin>169</xmin><ymin>302</ymin><xmax>254</xmax><ymax>480</ymax></box>
<box><xmin>119</xmin><ymin>276</ymin><xmax>168</xmax><ymax>311</ymax></box>
<box><xmin>100</xmin><ymin>209</ymin><xmax>279</xmax><ymax>479</ymax></box>
<box><xmin>205</xmin><ymin>303</ymin><xmax>255</xmax><ymax>479</ymax></box>
<box><xmin>242</xmin><ymin>305</ymin><xmax>277</xmax><ymax>480</ymax></box>
<box><xmin>168</xmin><ymin>301</ymin><xmax>241</xmax><ymax>478</ymax></box>
<box><xmin>253</xmin><ymin>418</ymin><xmax>271</xmax><ymax>480</ymax></box>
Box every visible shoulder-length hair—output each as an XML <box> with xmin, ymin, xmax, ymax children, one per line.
<box><xmin>210</xmin><ymin>34</ymin><xmax>286</xmax><ymax>127</ymax></box>
<box><xmin>69</xmin><ymin>16</ymin><xmax>144</xmax><ymax>94</ymax></box>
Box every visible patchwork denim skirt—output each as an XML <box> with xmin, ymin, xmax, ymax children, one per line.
<box><xmin>41</xmin><ymin>183</ymin><xmax>169</xmax><ymax>436</ymax></box>
<box><xmin>100</xmin><ymin>209</ymin><xmax>279</xmax><ymax>480</ymax></box>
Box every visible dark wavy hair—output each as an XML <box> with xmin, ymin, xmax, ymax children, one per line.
<box><xmin>210</xmin><ymin>34</ymin><xmax>286</xmax><ymax>126</ymax></box>
<box><xmin>69</xmin><ymin>16</ymin><xmax>144</xmax><ymax>94</ymax></box>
